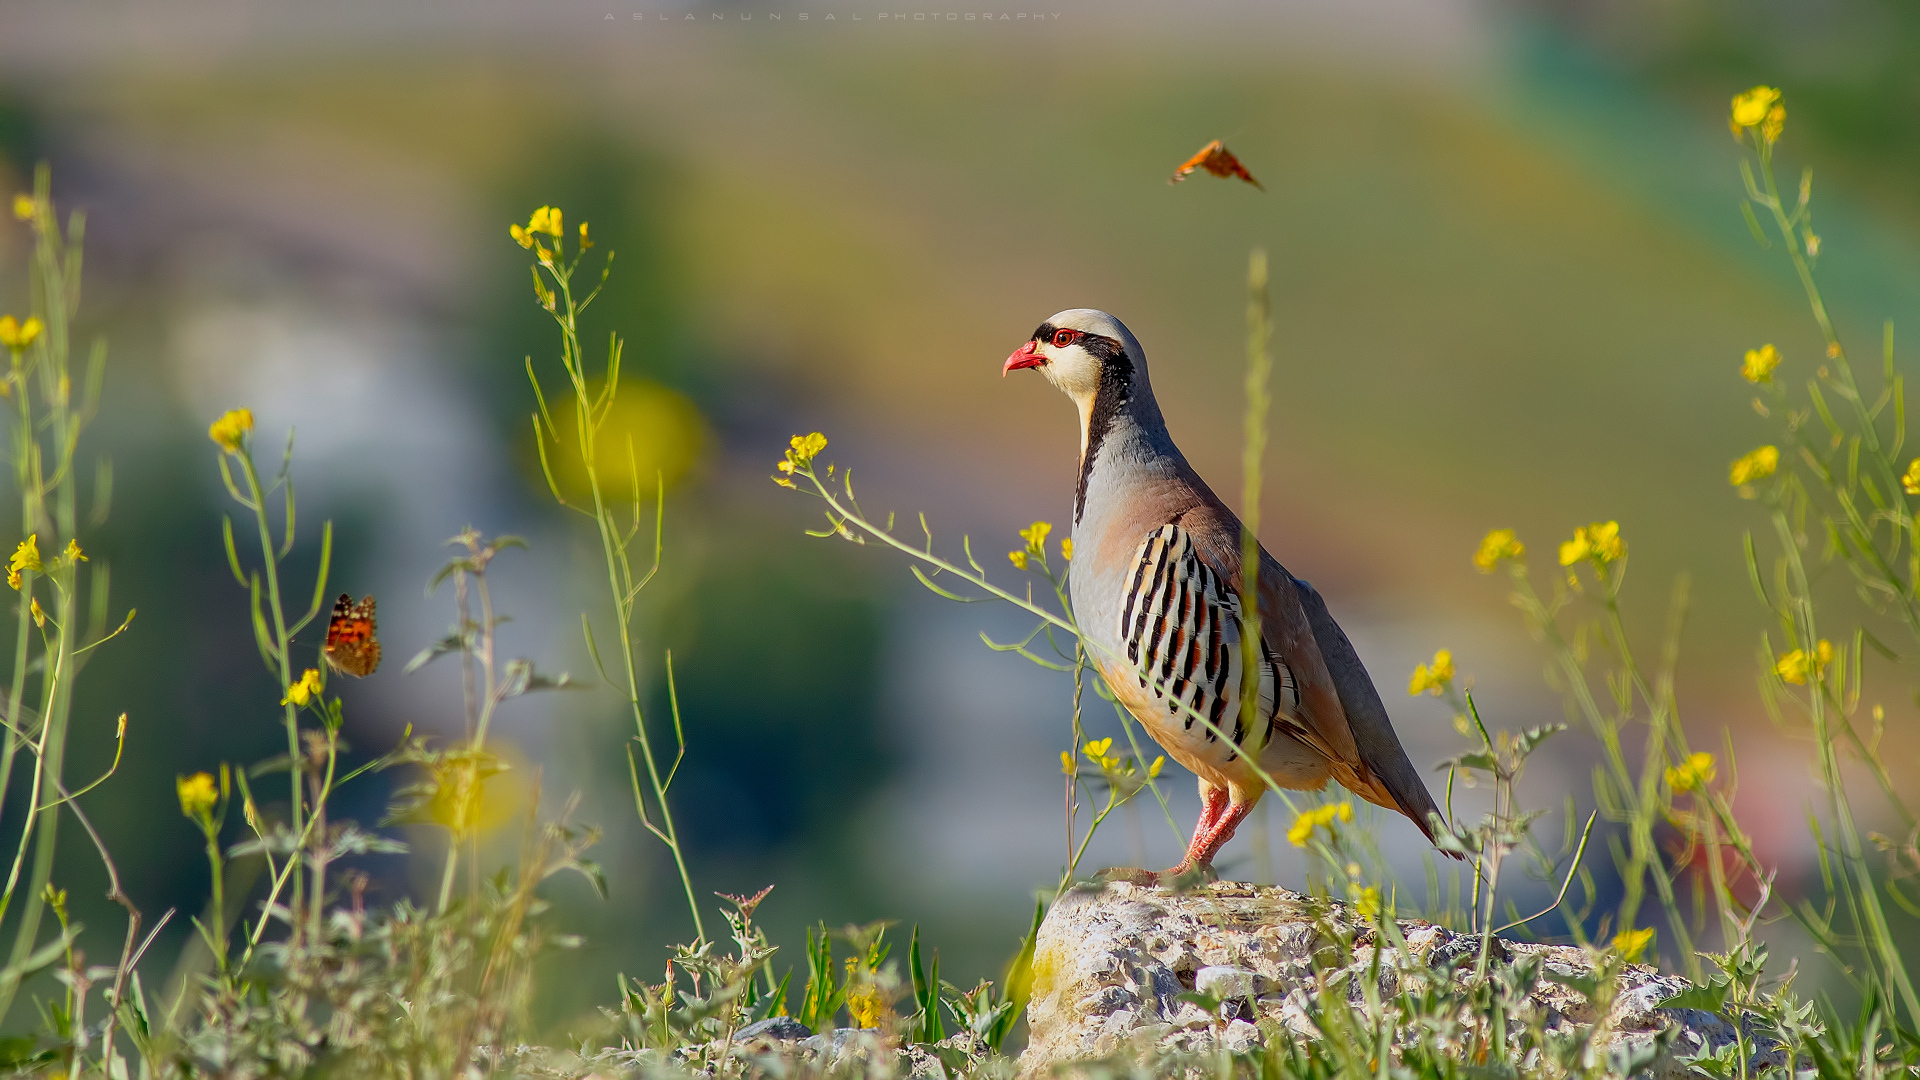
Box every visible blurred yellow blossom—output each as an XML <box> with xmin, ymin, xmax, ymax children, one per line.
<box><xmin>1559</xmin><ymin>521</ymin><xmax>1625</xmax><ymax>566</ymax></box>
<box><xmin>59</xmin><ymin>539</ymin><xmax>83</xmax><ymax>566</ymax></box>
<box><xmin>1473</xmin><ymin>528</ymin><xmax>1524</xmax><ymax>572</ymax></box>
<box><xmin>845</xmin><ymin>965</ymin><xmax>884</xmax><ymax>1028</ymax></box>
<box><xmin>208</xmin><ymin>409</ymin><xmax>253</xmax><ymax>453</ymax></box>
<box><xmin>8</xmin><ymin>534</ymin><xmax>40</xmax><ymax>590</ymax></box>
<box><xmin>1665</xmin><ymin>751</ymin><xmax>1717</xmax><ymax>794</ymax></box>
<box><xmin>1612</xmin><ymin>926</ymin><xmax>1655</xmax><ymax>963</ymax></box>
<box><xmin>1020</xmin><ymin>521</ymin><xmax>1051</xmax><ymax>552</ymax></box>
<box><xmin>1729</xmin><ymin>86</ymin><xmax>1780</xmax><ymax>135</ymax></box>
<box><xmin>0</xmin><ymin>316</ymin><xmax>41</xmax><ymax>350</ymax></box>
<box><xmin>509</xmin><ymin>223</ymin><xmax>533</xmax><ymax>249</ymax></box>
<box><xmin>1354</xmin><ymin>885</ymin><xmax>1381</xmax><ymax>921</ymax></box>
<box><xmin>28</xmin><ymin>598</ymin><xmax>43</xmax><ymax>628</ymax></box>
<box><xmin>177</xmin><ymin>772</ymin><xmax>219</xmax><ymax>822</ymax></box>
<box><xmin>1776</xmin><ymin>640</ymin><xmax>1833</xmax><ymax>685</ymax></box>
<box><xmin>1805</xmin><ymin>234</ymin><xmax>1820</xmax><ymax>257</ymax></box>
<box><xmin>1060</xmin><ymin>750</ymin><xmax>1075</xmax><ymax>776</ymax></box>
<box><xmin>527</xmin><ymin>206</ymin><xmax>563</xmax><ymax>237</ymax></box>
<box><xmin>11</xmin><ymin>195</ymin><xmax>33</xmax><ymax>221</ymax></box>
<box><xmin>1762</xmin><ymin>103</ymin><xmax>1786</xmax><ymax>143</ymax></box>
<box><xmin>1008</xmin><ymin>550</ymin><xmax>1028</xmax><ymax>570</ymax></box>
<box><xmin>579</xmin><ymin>221</ymin><xmax>593</xmax><ymax>248</ymax></box>
<box><xmin>1148</xmin><ymin>755</ymin><xmax>1164</xmax><ymax>778</ymax></box>
<box><xmin>1729</xmin><ymin>446</ymin><xmax>1779</xmax><ymax>486</ymax></box>
<box><xmin>1902</xmin><ymin>459</ymin><xmax>1920</xmax><ymax>496</ymax></box>
<box><xmin>282</xmin><ymin>668</ymin><xmax>323</xmax><ymax>707</ymax></box>
<box><xmin>1741</xmin><ymin>344</ymin><xmax>1780</xmax><ymax>384</ymax></box>
<box><xmin>1286</xmin><ymin>801</ymin><xmax>1352</xmax><ymax>847</ymax></box>
<box><xmin>1407</xmin><ymin>649</ymin><xmax>1454</xmax><ymax>697</ymax></box>
<box><xmin>1060</xmin><ymin>537</ymin><xmax>1074</xmax><ymax>561</ymax></box>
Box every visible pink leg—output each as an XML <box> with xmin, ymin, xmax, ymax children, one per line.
<box><xmin>1161</xmin><ymin>796</ymin><xmax>1252</xmax><ymax>879</ymax></box>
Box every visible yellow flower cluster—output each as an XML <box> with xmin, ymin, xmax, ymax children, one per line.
<box><xmin>1472</xmin><ymin>528</ymin><xmax>1524</xmax><ymax>573</ymax></box>
<box><xmin>1775</xmin><ymin>640</ymin><xmax>1832</xmax><ymax>685</ymax></box>
<box><xmin>11</xmin><ymin>195</ymin><xmax>33</xmax><ymax>221</ymax></box>
<box><xmin>1741</xmin><ymin>344</ymin><xmax>1780</xmax><ymax>384</ymax></box>
<box><xmin>1061</xmin><ymin>537</ymin><xmax>1074</xmax><ymax>561</ymax></box>
<box><xmin>7</xmin><ymin>535</ymin><xmax>40</xmax><ymax>590</ymax></box>
<box><xmin>1354</xmin><ymin>884</ymin><xmax>1381</xmax><ymax>921</ymax></box>
<box><xmin>1559</xmin><ymin>521</ymin><xmax>1625</xmax><ymax>567</ymax></box>
<box><xmin>773</xmin><ymin>432</ymin><xmax>828</xmax><ymax>486</ymax></box>
<box><xmin>0</xmin><ymin>316</ymin><xmax>42</xmax><ymax>351</ymax></box>
<box><xmin>1729</xmin><ymin>445</ymin><xmax>1779</xmax><ymax>487</ymax></box>
<box><xmin>208</xmin><ymin>408</ymin><xmax>254</xmax><ymax>453</ymax></box>
<box><xmin>510</xmin><ymin>205</ymin><xmax>565</xmax><ymax>252</ymax></box>
<box><xmin>1612</xmin><ymin>926</ymin><xmax>1655</xmax><ymax>964</ymax></box>
<box><xmin>1287</xmin><ymin>800</ymin><xmax>1352</xmax><ymax>847</ymax></box>
<box><xmin>1903</xmin><ymin>458</ymin><xmax>1920</xmax><ymax>496</ymax></box>
<box><xmin>1665</xmin><ymin>751</ymin><xmax>1717</xmax><ymax>794</ymax></box>
<box><xmin>1729</xmin><ymin>86</ymin><xmax>1785</xmax><ymax>143</ymax></box>
<box><xmin>1063</xmin><ymin>738</ymin><xmax>1163</xmax><ymax>781</ymax></box>
<box><xmin>844</xmin><ymin>960</ymin><xmax>885</xmax><ymax>1028</ymax></box>
<box><xmin>282</xmin><ymin>668</ymin><xmax>324</xmax><ymax>707</ymax></box>
<box><xmin>1010</xmin><ymin>520</ymin><xmax>1052</xmax><ymax>570</ymax></box>
<box><xmin>177</xmin><ymin>771</ymin><xmax>219</xmax><ymax>822</ymax></box>
<box><xmin>1407</xmin><ymin>649</ymin><xmax>1454</xmax><ymax>697</ymax></box>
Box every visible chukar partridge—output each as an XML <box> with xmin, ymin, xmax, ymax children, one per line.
<box><xmin>1005</xmin><ymin>308</ymin><xmax>1447</xmax><ymax>881</ymax></box>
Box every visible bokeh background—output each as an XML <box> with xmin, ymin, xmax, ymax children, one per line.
<box><xmin>2</xmin><ymin>0</ymin><xmax>1919</xmax><ymax>1036</ymax></box>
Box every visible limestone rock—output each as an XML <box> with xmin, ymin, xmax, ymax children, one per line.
<box><xmin>1020</xmin><ymin>880</ymin><xmax>1779</xmax><ymax>1078</ymax></box>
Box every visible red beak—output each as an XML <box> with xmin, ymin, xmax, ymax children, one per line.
<box><xmin>1003</xmin><ymin>341</ymin><xmax>1046</xmax><ymax>376</ymax></box>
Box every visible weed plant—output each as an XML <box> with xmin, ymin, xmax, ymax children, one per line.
<box><xmin>0</xmin><ymin>86</ymin><xmax>1908</xmax><ymax>1078</ymax></box>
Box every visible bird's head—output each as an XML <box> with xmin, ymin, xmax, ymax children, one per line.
<box><xmin>1003</xmin><ymin>308</ymin><xmax>1146</xmax><ymax>406</ymax></box>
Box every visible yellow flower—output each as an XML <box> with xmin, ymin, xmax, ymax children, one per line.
<box><xmin>535</xmin><ymin>243</ymin><xmax>552</xmax><ymax>264</ymax></box>
<box><xmin>1008</xmin><ymin>550</ymin><xmax>1028</xmax><ymax>570</ymax></box>
<box><xmin>59</xmin><ymin>539</ymin><xmax>84</xmax><ymax>566</ymax></box>
<box><xmin>1286</xmin><ymin>801</ymin><xmax>1353</xmax><ymax>847</ymax></box>
<box><xmin>1407</xmin><ymin>649</ymin><xmax>1454</xmax><ymax>697</ymax></box>
<box><xmin>509</xmin><ymin>223</ymin><xmax>533</xmax><ymax>249</ymax></box>
<box><xmin>28</xmin><ymin>598</ymin><xmax>44</xmax><ymax>628</ymax></box>
<box><xmin>177</xmin><ymin>772</ymin><xmax>219</xmax><ymax>821</ymax></box>
<box><xmin>1729</xmin><ymin>86</ymin><xmax>1781</xmax><ymax>134</ymax></box>
<box><xmin>1472</xmin><ymin>528</ymin><xmax>1524</xmax><ymax>572</ymax></box>
<box><xmin>775</xmin><ymin>432</ymin><xmax>827</xmax><ymax>480</ymax></box>
<box><xmin>1741</xmin><ymin>344</ymin><xmax>1780</xmax><ymax>384</ymax></box>
<box><xmin>1082</xmin><ymin>737</ymin><xmax>1113</xmax><ymax>761</ymax></box>
<box><xmin>11</xmin><ymin>195</ymin><xmax>33</xmax><ymax>221</ymax></box>
<box><xmin>1060</xmin><ymin>537</ymin><xmax>1074</xmax><ymax>561</ymax></box>
<box><xmin>1354</xmin><ymin>885</ymin><xmax>1381</xmax><ymax>921</ymax></box>
<box><xmin>1148</xmin><ymin>755</ymin><xmax>1164</xmax><ymax>778</ymax></box>
<box><xmin>0</xmin><ymin>316</ymin><xmax>41</xmax><ymax>350</ymax></box>
<box><xmin>208</xmin><ymin>409</ymin><xmax>254</xmax><ymax>453</ymax></box>
<box><xmin>1775</xmin><ymin>640</ymin><xmax>1833</xmax><ymax>686</ymax></box>
<box><xmin>845</xmin><ymin>969</ymin><xmax>884</xmax><ymax>1028</ymax></box>
<box><xmin>1559</xmin><ymin>521</ymin><xmax>1625</xmax><ymax>567</ymax></box>
<box><xmin>1612</xmin><ymin>926</ymin><xmax>1655</xmax><ymax>964</ymax></box>
<box><xmin>1060</xmin><ymin>750</ymin><xmax>1075</xmax><ymax>776</ymax></box>
<box><xmin>1665</xmin><ymin>751</ymin><xmax>1717</xmax><ymax>794</ymax></box>
<box><xmin>7</xmin><ymin>534</ymin><xmax>41</xmax><ymax>590</ymax></box>
<box><xmin>1020</xmin><ymin>520</ymin><xmax>1052</xmax><ymax>551</ymax></box>
<box><xmin>1903</xmin><ymin>459</ymin><xmax>1920</xmax><ymax>496</ymax></box>
<box><xmin>1762</xmin><ymin>103</ymin><xmax>1786</xmax><ymax>144</ymax></box>
<box><xmin>1729</xmin><ymin>445</ymin><xmax>1779</xmax><ymax>486</ymax></box>
<box><xmin>1805</xmin><ymin>234</ymin><xmax>1820</xmax><ymax>257</ymax></box>
<box><xmin>281</xmin><ymin>668</ymin><xmax>323</xmax><ymax>707</ymax></box>
<box><xmin>579</xmin><ymin>221</ymin><xmax>593</xmax><ymax>248</ymax></box>
<box><xmin>526</xmin><ymin>205</ymin><xmax>563</xmax><ymax>237</ymax></box>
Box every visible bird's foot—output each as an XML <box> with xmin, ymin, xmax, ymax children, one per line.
<box><xmin>1093</xmin><ymin>864</ymin><xmax>1215</xmax><ymax>890</ymax></box>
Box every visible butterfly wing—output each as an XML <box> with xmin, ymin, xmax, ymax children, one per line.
<box><xmin>323</xmin><ymin>593</ymin><xmax>381</xmax><ymax>678</ymax></box>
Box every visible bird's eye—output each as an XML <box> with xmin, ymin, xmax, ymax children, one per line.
<box><xmin>1051</xmin><ymin>329</ymin><xmax>1078</xmax><ymax>348</ymax></box>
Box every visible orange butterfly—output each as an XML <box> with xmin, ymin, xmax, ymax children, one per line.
<box><xmin>323</xmin><ymin>593</ymin><xmax>381</xmax><ymax>678</ymax></box>
<box><xmin>1168</xmin><ymin>140</ymin><xmax>1264</xmax><ymax>191</ymax></box>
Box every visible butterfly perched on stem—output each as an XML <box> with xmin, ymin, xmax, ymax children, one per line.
<box><xmin>1168</xmin><ymin>140</ymin><xmax>1264</xmax><ymax>190</ymax></box>
<box><xmin>323</xmin><ymin>594</ymin><xmax>381</xmax><ymax>678</ymax></box>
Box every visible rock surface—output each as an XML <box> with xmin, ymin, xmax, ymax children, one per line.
<box><xmin>1021</xmin><ymin>880</ymin><xmax>1777</xmax><ymax>1078</ymax></box>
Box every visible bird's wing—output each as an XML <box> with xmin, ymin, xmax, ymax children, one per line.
<box><xmin>1288</xmin><ymin>573</ymin><xmax>1447</xmax><ymax>847</ymax></box>
<box><xmin>1114</xmin><ymin>524</ymin><xmax>1307</xmax><ymax>759</ymax></box>
<box><xmin>1173</xmin><ymin>505</ymin><xmax>1443</xmax><ymax>836</ymax></box>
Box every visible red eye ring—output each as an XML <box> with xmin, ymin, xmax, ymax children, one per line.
<box><xmin>1051</xmin><ymin>328</ymin><xmax>1079</xmax><ymax>348</ymax></box>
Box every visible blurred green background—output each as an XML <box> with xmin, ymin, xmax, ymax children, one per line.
<box><xmin>2</xmin><ymin>0</ymin><xmax>1919</xmax><ymax>1035</ymax></box>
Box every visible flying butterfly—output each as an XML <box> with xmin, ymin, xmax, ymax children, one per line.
<box><xmin>323</xmin><ymin>593</ymin><xmax>381</xmax><ymax>678</ymax></box>
<box><xmin>1168</xmin><ymin>139</ymin><xmax>1264</xmax><ymax>190</ymax></box>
